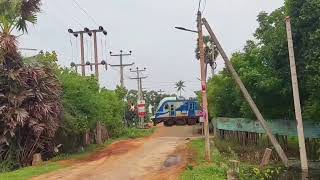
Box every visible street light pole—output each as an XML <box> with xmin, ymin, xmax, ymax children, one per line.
<box><xmin>197</xmin><ymin>11</ymin><xmax>211</xmax><ymax>161</ymax></box>
<box><xmin>175</xmin><ymin>16</ymin><xmax>211</xmax><ymax>161</ymax></box>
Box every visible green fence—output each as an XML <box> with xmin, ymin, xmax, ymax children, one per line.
<box><xmin>213</xmin><ymin>118</ymin><xmax>320</xmax><ymax>138</ymax></box>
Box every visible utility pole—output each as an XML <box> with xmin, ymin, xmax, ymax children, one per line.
<box><xmin>110</xmin><ymin>50</ymin><xmax>134</xmax><ymax>87</ymax></box>
<box><xmin>197</xmin><ymin>11</ymin><xmax>211</xmax><ymax>161</ymax></box>
<box><xmin>202</xmin><ymin>18</ymin><xmax>289</xmax><ymax>167</ymax></box>
<box><xmin>80</xmin><ymin>32</ymin><xmax>85</xmax><ymax>76</ymax></box>
<box><xmin>69</xmin><ymin>27</ymin><xmax>108</xmax><ymax>145</ymax></box>
<box><xmin>130</xmin><ymin>67</ymin><xmax>147</xmax><ymax>127</ymax></box>
<box><xmin>130</xmin><ymin>67</ymin><xmax>147</xmax><ymax>100</ymax></box>
<box><xmin>158</xmin><ymin>89</ymin><xmax>165</xmax><ymax>95</ymax></box>
<box><xmin>285</xmin><ymin>16</ymin><xmax>308</xmax><ymax>172</ymax></box>
<box><xmin>68</xmin><ymin>27</ymin><xmax>108</xmax><ymax>80</ymax></box>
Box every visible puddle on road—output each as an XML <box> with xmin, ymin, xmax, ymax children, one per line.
<box><xmin>163</xmin><ymin>155</ymin><xmax>182</xmax><ymax>167</ymax></box>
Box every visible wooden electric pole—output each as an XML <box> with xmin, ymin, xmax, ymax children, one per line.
<box><xmin>197</xmin><ymin>11</ymin><xmax>211</xmax><ymax>161</ymax></box>
<box><xmin>285</xmin><ymin>16</ymin><xmax>308</xmax><ymax>172</ymax></box>
<box><xmin>68</xmin><ymin>27</ymin><xmax>108</xmax><ymax>80</ymax></box>
<box><xmin>79</xmin><ymin>32</ymin><xmax>85</xmax><ymax>76</ymax></box>
<box><xmin>130</xmin><ymin>67</ymin><xmax>147</xmax><ymax>127</ymax></box>
<box><xmin>202</xmin><ymin>18</ymin><xmax>289</xmax><ymax>167</ymax></box>
<box><xmin>110</xmin><ymin>50</ymin><xmax>135</xmax><ymax>87</ymax></box>
<box><xmin>69</xmin><ymin>27</ymin><xmax>108</xmax><ymax>145</ymax></box>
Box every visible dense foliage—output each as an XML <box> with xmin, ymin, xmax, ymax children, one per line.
<box><xmin>0</xmin><ymin>0</ymin><xmax>63</xmax><ymax>170</ymax></box>
<box><xmin>207</xmin><ymin>0</ymin><xmax>320</xmax><ymax>120</ymax></box>
<box><xmin>59</xmin><ymin>70</ymin><xmax>124</xmax><ymax>136</ymax></box>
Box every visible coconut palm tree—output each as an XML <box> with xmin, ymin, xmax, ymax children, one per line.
<box><xmin>175</xmin><ymin>80</ymin><xmax>185</xmax><ymax>97</ymax></box>
<box><xmin>0</xmin><ymin>0</ymin><xmax>62</xmax><ymax>168</ymax></box>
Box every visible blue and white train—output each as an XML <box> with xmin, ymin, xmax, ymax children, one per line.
<box><xmin>151</xmin><ymin>97</ymin><xmax>200</xmax><ymax>126</ymax></box>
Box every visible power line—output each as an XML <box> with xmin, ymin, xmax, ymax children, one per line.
<box><xmin>202</xmin><ymin>0</ymin><xmax>207</xmax><ymax>14</ymax></box>
<box><xmin>197</xmin><ymin>0</ymin><xmax>202</xmax><ymax>12</ymax></box>
<box><xmin>69</xmin><ymin>34</ymin><xmax>74</xmax><ymax>62</ymax></box>
<box><xmin>71</xmin><ymin>0</ymin><xmax>99</xmax><ymax>26</ymax></box>
<box><xmin>109</xmin><ymin>66</ymin><xmax>133</xmax><ymax>80</ymax></box>
<box><xmin>109</xmin><ymin>50</ymin><xmax>135</xmax><ymax>87</ymax></box>
<box><xmin>51</xmin><ymin>1</ymin><xmax>84</xmax><ymax>28</ymax></box>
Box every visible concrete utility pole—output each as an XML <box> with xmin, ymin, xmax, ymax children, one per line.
<box><xmin>130</xmin><ymin>67</ymin><xmax>147</xmax><ymax>127</ymax></box>
<box><xmin>110</xmin><ymin>50</ymin><xmax>134</xmax><ymax>87</ymax></box>
<box><xmin>202</xmin><ymin>18</ymin><xmax>289</xmax><ymax>167</ymax></box>
<box><xmin>68</xmin><ymin>27</ymin><xmax>108</xmax><ymax>80</ymax></box>
<box><xmin>285</xmin><ymin>16</ymin><xmax>308</xmax><ymax>172</ymax></box>
<box><xmin>197</xmin><ymin>11</ymin><xmax>211</xmax><ymax>162</ymax></box>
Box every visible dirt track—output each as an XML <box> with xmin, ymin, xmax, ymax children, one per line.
<box><xmin>33</xmin><ymin>125</ymin><xmax>200</xmax><ymax>180</ymax></box>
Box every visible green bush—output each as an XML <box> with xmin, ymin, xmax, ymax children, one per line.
<box><xmin>120</xmin><ymin>128</ymin><xmax>155</xmax><ymax>139</ymax></box>
<box><xmin>181</xmin><ymin>139</ymin><xmax>284</xmax><ymax>180</ymax></box>
<box><xmin>239</xmin><ymin>166</ymin><xmax>283</xmax><ymax>180</ymax></box>
<box><xmin>56</xmin><ymin>69</ymin><xmax>126</xmax><ymax>150</ymax></box>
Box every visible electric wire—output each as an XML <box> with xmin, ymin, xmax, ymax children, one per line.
<box><xmin>89</xmin><ymin>35</ymin><xmax>93</xmax><ymax>63</ymax></box>
<box><xmin>100</xmin><ymin>38</ymin><xmax>104</xmax><ymax>61</ymax></box>
<box><xmin>69</xmin><ymin>34</ymin><xmax>74</xmax><ymax>62</ymax></box>
<box><xmin>197</xmin><ymin>0</ymin><xmax>202</xmax><ymax>12</ymax></box>
<box><xmin>75</xmin><ymin>36</ymin><xmax>79</xmax><ymax>61</ymax></box>
<box><xmin>71</xmin><ymin>0</ymin><xmax>99</xmax><ymax>26</ymax></box>
<box><xmin>85</xmin><ymin>36</ymin><xmax>89</xmax><ymax>63</ymax></box>
<box><xmin>202</xmin><ymin>0</ymin><xmax>207</xmax><ymax>14</ymax></box>
<box><xmin>109</xmin><ymin>66</ymin><xmax>132</xmax><ymax>80</ymax></box>
<box><xmin>104</xmin><ymin>36</ymin><xmax>108</xmax><ymax>61</ymax></box>
<box><xmin>52</xmin><ymin>0</ymin><xmax>85</xmax><ymax>28</ymax></box>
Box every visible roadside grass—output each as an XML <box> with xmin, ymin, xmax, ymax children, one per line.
<box><xmin>181</xmin><ymin>139</ymin><xmax>284</xmax><ymax>180</ymax></box>
<box><xmin>0</xmin><ymin>127</ymin><xmax>155</xmax><ymax>180</ymax></box>
<box><xmin>0</xmin><ymin>163</ymin><xmax>63</xmax><ymax>180</ymax></box>
<box><xmin>52</xmin><ymin>127</ymin><xmax>156</xmax><ymax>161</ymax></box>
<box><xmin>181</xmin><ymin>139</ymin><xmax>229</xmax><ymax>180</ymax></box>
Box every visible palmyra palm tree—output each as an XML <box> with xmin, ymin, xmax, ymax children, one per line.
<box><xmin>0</xmin><ymin>0</ymin><xmax>41</xmax><ymax>68</ymax></box>
<box><xmin>175</xmin><ymin>80</ymin><xmax>186</xmax><ymax>97</ymax></box>
<box><xmin>195</xmin><ymin>35</ymin><xmax>220</xmax><ymax>76</ymax></box>
<box><xmin>0</xmin><ymin>0</ymin><xmax>62</xmax><ymax>167</ymax></box>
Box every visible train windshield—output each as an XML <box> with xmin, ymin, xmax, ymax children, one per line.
<box><xmin>156</xmin><ymin>97</ymin><xmax>177</xmax><ymax>112</ymax></box>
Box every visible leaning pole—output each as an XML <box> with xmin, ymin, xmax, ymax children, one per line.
<box><xmin>285</xmin><ymin>16</ymin><xmax>308</xmax><ymax>172</ymax></box>
<box><xmin>202</xmin><ymin>18</ymin><xmax>289</xmax><ymax>167</ymax></box>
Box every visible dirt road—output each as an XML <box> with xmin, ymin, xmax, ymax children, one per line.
<box><xmin>33</xmin><ymin>125</ymin><xmax>200</xmax><ymax>180</ymax></box>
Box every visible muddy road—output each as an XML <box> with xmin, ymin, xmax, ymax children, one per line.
<box><xmin>33</xmin><ymin>125</ymin><xmax>200</xmax><ymax>180</ymax></box>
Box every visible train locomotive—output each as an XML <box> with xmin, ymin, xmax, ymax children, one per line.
<box><xmin>151</xmin><ymin>97</ymin><xmax>200</xmax><ymax>126</ymax></box>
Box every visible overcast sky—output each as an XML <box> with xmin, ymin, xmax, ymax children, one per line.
<box><xmin>19</xmin><ymin>0</ymin><xmax>284</xmax><ymax>97</ymax></box>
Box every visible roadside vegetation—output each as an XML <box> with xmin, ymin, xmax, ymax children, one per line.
<box><xmin>190</xmin><ymin>1</ymin><xmax>320</xmax><ymax>179</ymax></box>
<box><xmin>206</xmin><ymin>0</ymin><xmax>320</xmax><ymax>121</ymax></box>
<box><xmin>181</xmin><ymin>139</ymin><xmax>284</xmax><ymax>180</ymax></box>
<box><xmin>0</xmin><ymin>0</ymin><xmax>157</xmax><ymax>175</ymax></box>
<box><xmin>0</xmin><ymin>127</ymin><xmax>155</xmax><ymax>180</ymax></box>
